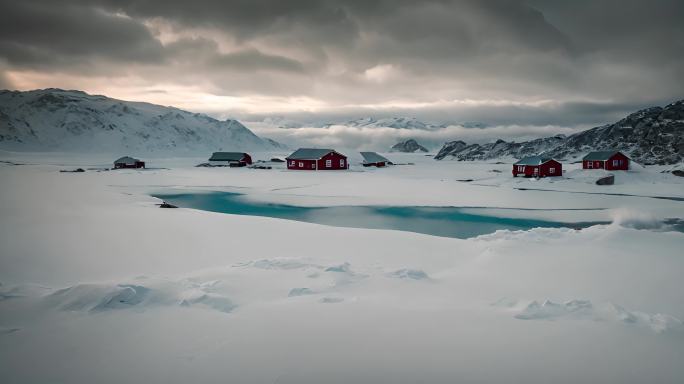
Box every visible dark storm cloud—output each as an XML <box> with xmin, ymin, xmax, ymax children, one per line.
<box><xmin>0</xmin><ymin>1</ymin><xmax>165</xmax><ymax>69</ymax></box>
<box><xmin>0</xmin><ymin>0</ymin><xmax>682</xmax><ymax>127</ymax></box>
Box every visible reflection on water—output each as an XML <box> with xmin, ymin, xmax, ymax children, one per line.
<box><xmin>153</xmin><ymin>192</ymin><xmax>607</xmax><ymax>239</ymax></box>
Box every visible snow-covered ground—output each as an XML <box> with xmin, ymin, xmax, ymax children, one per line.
<box><xmin>1</xmin><ymin>151</ymin><xmax>683</xmax><ymax>384</ymax></box>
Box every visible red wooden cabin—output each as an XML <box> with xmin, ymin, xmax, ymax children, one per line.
<box><xmin>513</xmin><ymin>156</ymin><xmax>562</xmax><ymax>177</ymax></box>
<box><xmin>114</xmin><ymin>156</ymin><xmax>145</xmax><ymax>169</ymax></box>
<box><xmin>286</xmin><ymin>148</ymin><xmax>348</xmax><ymax>170</ymax></box>
<box><xmin>582</xmin><ymin>151</ymin><xmax>629</xmax><ymax>170</ymax></box>
<box><xmin>209</xmin><ymin>152</ymin><xmax>253</xmax><ymax>166</ymax></box>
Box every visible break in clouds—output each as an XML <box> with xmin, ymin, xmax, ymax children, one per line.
<box><xmin>1</xmin><ymin>0</ymin><xmax>683</xmax><ymax>147</ymax></box>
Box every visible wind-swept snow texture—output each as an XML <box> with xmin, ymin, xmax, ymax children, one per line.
<box><xmin>0</xmin><ymin>153</ymin><xmax>683</xmax><ymax>384</ymax></box>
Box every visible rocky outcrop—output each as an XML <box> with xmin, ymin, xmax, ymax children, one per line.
<box><xmin>596</xmin><ymin>175</ymin><xmax>615</xmax><ymax>185</ymax></box>
<box><xmin>390</xmin><ymin>139</ymin><xmax>428</xmax><ymax>153</ymax></box>
<box><xmin>434</xmin><ymin>100</ymin><xmax>684</xmax><ymax>165</ymax></box>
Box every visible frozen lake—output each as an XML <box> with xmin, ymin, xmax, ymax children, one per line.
<box><xmin>154</xmin><ymin>191</ymin><xmax>608</xmax><ymax>238</ymax></box>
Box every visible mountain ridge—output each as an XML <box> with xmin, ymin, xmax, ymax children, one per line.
<box><xmin>0</xmin><ymin>88</ymin><xmax>281</xmax><ymax>154</ymax></box>
<box><xmin>435</xmin><ymin>100</ymin><xmax>684</xmax><ymax>165</ymax></box>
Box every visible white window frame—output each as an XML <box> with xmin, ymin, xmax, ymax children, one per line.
<box><xmin>549</xmin><ymin>167</ymin><xmax>555</xmax><ymax>174</ymax></box>
<box><xmin>298</xmin><ymin>162</ymin><xmax>303</xmax><ymax>167</ymax></box>
<box><xmin>517</xmin><ymin>165</ymin><xmax>524</xmax><ymax>172</ymax></box>
<box><xmin>290</xmin><ymin>160</ymin><xmax>295</xmax><ymax>166</ymax></box>
<box><xmin>340</xmin><ymin>159</ymin><xmax>345</xmax><ymax>167</ymax></box>
<box><xmin>587</xmin><ymin>161</ymin><xmax>593</xmax><ymax>169</ymax></box>
<box><xmin>325</xmin><ymin>159</ymin><xmax>332</xmax><ymax>168</ymax></box>
<box><xmin>613</xmin><ymin>159</ymin><xmax>619</xmax><ymax>167</ymax></box>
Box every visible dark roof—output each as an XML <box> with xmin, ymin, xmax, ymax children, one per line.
<box><xmin>209</xmin><ymin>152</ymin><xmax>248</xmax><ymax>161</ymax></box>
<box><xmin>286</xmin><ymin>148</ymin><xmax>344</xmax><ymax>160</ymax></box>
<box><xmin>582</xmin><ymin>151</ymin><xmax>624</xmax><ymax>161</ymax></box>
<box><xmin>360</xmin><ymin>151</ymin><xmax>390</xmax><ymax>164</ymax></box>
<box><xmin>514</xmin><ymin>156</ymin><xmax>557</xmax><ymax>166</ymax></box>
<box><xmin>114</xmin><ymin>156</ymin><xmax>141</xmax><ymax>165</ymax></box>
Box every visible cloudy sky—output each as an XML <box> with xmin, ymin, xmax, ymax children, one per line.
<box><xmin>1</xmin><ymin>0</ymin><xmax>682</xmax><ymax>143</ymax></box>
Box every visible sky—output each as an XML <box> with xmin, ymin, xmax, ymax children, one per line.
<box><xmin>0</xmin><ymin>0</ymin><xmax>683</xmax><ymax>145</ymax></box>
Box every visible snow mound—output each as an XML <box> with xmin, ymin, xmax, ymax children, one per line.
<box><xmin>387</xmin><ymin>269</ymin><xmax>430</xmax><ymax>280</ymax></box>
<box><xmin>320</xmin><ymin>297</ymin><xmax>344</xmax><ymax>304</ymax></box>
<box><xmin>0</xmin><ymin>283</ymin><xmax>53</xmax><ymax>300</ymax></box>
<box><xmin>45</xmin><ymin>279</ymin><xmax>236</xmax><ymax>314</ymax></box>
<box><xmin>243</xmin><ymin>258</ymin><xmax>315</xmax><ymax>270</ymax></box>
<box><xmin>513</xmin><ymin>299</ymin><xmax>684</xmax><ymax>334</ymax></box>
<box><xmin>475</xmin><ymin>227</ymin><xmax>578</xmax><ymax>242</ymax></box>
<box><xmin>324</xmin><ymin>262</ymin><xmax>353</xmax><ymax>273</ymax></box>
<box><xmin>178</xmin><ymin>289</ymin><xmax>236</xmax><ymax>313</ymax></box>
<box><xmin>288</xmin><ymin>288</ymin><xmax>315</xmax><ymax>297</ymax></box>
<box><xmin>47</xmin><ymin>283</ymin><xmax>158</xmax><ymax>312</ymax></box>
<box><xmin>515</xmin><ymin>299</ymin><xmax>594</xmax><ymax>320</ymax></box>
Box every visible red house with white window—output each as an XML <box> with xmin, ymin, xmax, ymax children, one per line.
<box><xmin>582</xmin><ymin>151</ymin><xmax>629</xmax><ymax>170</ymax></box>
<box><xmin>286</xmin><ymin>148</ymin><xmax>348</xmax><ymax>170</ymax></box>
<box><xmin>512</xmin><ymin>156</ymin><xmax>562</xmax><ymax>177</ymax></box>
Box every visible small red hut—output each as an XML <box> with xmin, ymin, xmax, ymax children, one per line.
<box><xmin>114</xmin><ymin>156</ymin><xmax>145</xmax><ymax>169</ymax></box>
<box><xmin>513</xmin><ymin>156</ymin><xmax>562</xmax><ymax>177</ymax></box>
<box><xmin>209</xmin><ymin>152</ymin><xmax>253</xmax><ymax>166</ymax></box>
<box><xmin>582</xmin><ymin>151</ymin><xmax>629</xmax><ymax>170</ymax></box>
<box><xmin>286</xmin><ymin>148</ymin><xmax>348</xmax><ymax>170</ymax></box>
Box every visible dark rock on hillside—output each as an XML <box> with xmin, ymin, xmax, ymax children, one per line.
<box><xmin>434</xmin><ymin>140</ymin><xmax>467</xmax><ymax>160</ymax></box>
<box><xmin>390</xmin><ymin>139</ymin><xmax>428</xmax><ymax>153</ymax></box>
<box><xmin>434</xmin><ymin>99</ymin><xmax>684</xmax><ymax>165</ymax></box>
<box><xmin>596</xmin><ymin>175</ymin><xmax>615</xmax><ymax>185</ymax></box>
<box><xmin>435</xmin><ymin>136</ymin><xmax>566</xmax><ymax>161</ymax></box>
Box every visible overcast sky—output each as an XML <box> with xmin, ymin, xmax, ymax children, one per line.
<box><xmin>1</xmin><ymin>0</ymin><xmax>682</xmax><ymax>133</ymax></box>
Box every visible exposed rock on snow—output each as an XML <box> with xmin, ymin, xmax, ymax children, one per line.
<box><xmin>596</xmin><ymin>175</ymin><xmax>615</xmax><ymax>185</ymax></box>
<box><xmin>0</xmin><ymin>89</ymin><xmax>282</xmax><ymax>153</ymax></box>
<box><xmin>434</xmin><ymin>136</ymin><xmax>566</xmax><ymax>161</ymax></box>
<box><xmin>435</xmin><ymin>99</ymin><xmax>684</xmax><ymax>164</ymax></box>
<box><xmin>390</xmin><ymin>139</ymin><xmax>428</xmax><ymax>153</ymax></box>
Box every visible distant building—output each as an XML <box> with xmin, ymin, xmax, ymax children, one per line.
<box><xmin>286</xmin><ymin>148</ymin><xmax>348</xmax><ymax>170</ymax></box>
<box><xmin>360</xmin><ymin>152</ymin><xmax>392</xmax><ymax>167</ymax></box>
<box><xmin>582</xmin><ymin>151</ymin><xmax>629</xmax><ymax>170</ymax></box>
<box><xmin>114</xmin><ymin>156</ymin><xmax>145</xmax><ymax>169</ymax></box>
<box><xmin>209</xmin><ymin>152</ymin><xmax>252</xmax><ymax>167</ymax></box>
<box><xmin>513</xmin><ymin>156</ymin><xmax>562</xmax><ymax>177</ymax></box>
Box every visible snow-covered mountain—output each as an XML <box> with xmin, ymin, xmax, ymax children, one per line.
<box><xmin>0</xmin><ymin>89</ymin><xmax>281</xmax><ymax>154</ymax></box>
<box><xmin>435</xmin><ymin>100</ymin><xmax>684</xmax><ymax>165</ymax></box>
<box><xmin>390</xmin><ymin>139</ymin><xmax>429</xmax><ymax>153</ymax></box>
<box><xmin>324</xmin><ymin>117</ymin><xmax>485</xmax><ymax>130</ymax></box>
<box><xmin>336</xmin><ymin>117</ymin><xmax>436</xmax><ymax>130</ymax></box>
